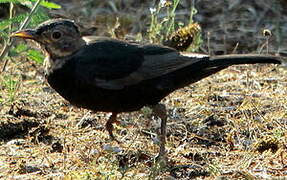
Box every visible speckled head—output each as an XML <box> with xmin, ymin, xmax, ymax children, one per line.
<box><xmin>35</xmin><ymin>19</ymin><xmax>80</xmax><ymax>36</ymax></box>
<box><xmin>11</xmin><ymin>18</ymin><xmax>85</xmax><ymax>59</ymax></box>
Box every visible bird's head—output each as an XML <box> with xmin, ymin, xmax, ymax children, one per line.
<box><xmin>11</xmin><ymin>19</ymin><xmax>86</xmax><ymax>59</ymax></box>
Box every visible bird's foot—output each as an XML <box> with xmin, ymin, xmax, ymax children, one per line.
<box><xmin>144</xmin><ymin>153</ymin><xmax>169</xmax><ymax>176</ymax></box>
<box><xmin>107</xmin><ymin>128</ymin><xmax>121</xmax><ymax>144</ymax></box>
<box><xmin>105</xmin><ymin>113</ymin><xmax>121</xmax><ymax>143</ymax></box>
<box><xmin>154</xmin><ymin>153</ymin><xmax>168</xmax><ymax>168</ymax></box>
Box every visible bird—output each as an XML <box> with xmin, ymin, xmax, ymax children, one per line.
<box><xmin>11</xmin><ymin>19</ymin><xmax>285</xmax><ymax>161</ymax></box>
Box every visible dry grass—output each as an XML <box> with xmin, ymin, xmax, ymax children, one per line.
<box><xmin>0</xmin><ymin>0</ymin><xmax>287</xmax><ymax>179</ymax></box>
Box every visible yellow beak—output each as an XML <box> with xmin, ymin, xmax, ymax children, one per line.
<box><xmin>11</xmin><ymin>30</ymin><xmax>36</xmax><ymax>39</ymax></box>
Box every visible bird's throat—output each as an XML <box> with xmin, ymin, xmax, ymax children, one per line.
<box><xmin>44</xmin><ymin>55</ymin><xmax>69</xmax><ymax>75</ymax></box>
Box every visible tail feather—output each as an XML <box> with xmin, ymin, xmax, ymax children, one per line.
<box><xmin>168</xmin><ymin>54</ymin><xmax>284</xmax><ymax>90</ymax></box>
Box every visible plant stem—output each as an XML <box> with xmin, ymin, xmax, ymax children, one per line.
<box><xmin>189</xmin><ymin>0</ymin><xmax>195</xmax><ymax>24</ymax></box>
<box><xmin>0</xmin><ymin>0</ymin><xmax>43</xmax><ymax>73</ymax></box>
<box><xmin>165</xmin><ymin>0</ymin><xmax>180</xmax><ymax>39</ymax></box>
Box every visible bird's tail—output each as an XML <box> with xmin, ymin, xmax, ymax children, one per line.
<box><xmin>168</xmin><ymin>54</ymin><xmax>285</xmax><ymax>91</ymax></box>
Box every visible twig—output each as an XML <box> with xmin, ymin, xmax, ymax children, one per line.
<box><xmin>0</xmin><ymin>0</ymin><xmax>43</xmax><ymax>73</ymax></box>
<box><xmin>231</xmin><ymin>42</ymin><xmax>239</xmax><ymax>54</ymax></box>
<box><xmin>207</xmin><ymin>31</ymin><xmax>211</xmax><ymax>55</ymax></box>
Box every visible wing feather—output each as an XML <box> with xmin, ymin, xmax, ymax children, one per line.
<box><xmin>74</xmin><ymin>38</ymin><xmax>208</xmax><ymax>89</ymax></box>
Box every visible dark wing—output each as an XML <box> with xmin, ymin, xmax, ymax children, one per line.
<box><xmin>75</xmin><ymin>38</ymin><xmax>143</xmax><ymax>80</ymax></box>
<box><xmin>75</xmin><ymin>38</ymin><xmax>208</xmax><ymax>89</ymax></box>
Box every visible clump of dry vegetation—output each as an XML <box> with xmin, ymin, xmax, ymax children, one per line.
<box><xmin>0</xmin><ymin>0</ymin><xmax>286</xmax><ymax>179</ymax></box>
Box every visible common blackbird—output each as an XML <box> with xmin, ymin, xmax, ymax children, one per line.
<box><xmin>12</xmin><ymin>19</ymin><xmax>285</xmax><ymax>159</ymax></box>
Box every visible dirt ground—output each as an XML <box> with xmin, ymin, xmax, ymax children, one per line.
<box><xmin>0</xmin><ymin>0</ymin><xmax>286</xmax><ymax>179</ymax></box>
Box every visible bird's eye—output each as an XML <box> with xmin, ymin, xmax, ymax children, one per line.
<box><xmin>51</xmin><ymin>31</ymin><xmax>62</xmax><ymax>40</ymax></box>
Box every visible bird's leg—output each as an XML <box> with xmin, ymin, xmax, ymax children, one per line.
<box><xmin>150</xmin><ymin>104</ymin><xmax>167</xmax><ymax>161</ymax></box>
<box><xmin>105</xmin><ymin>112</ymin><xmax>120</xmax><ymax>142</ymax></box>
